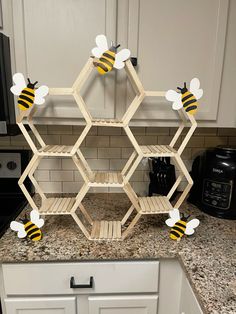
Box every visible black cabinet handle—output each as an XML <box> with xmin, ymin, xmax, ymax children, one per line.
<box><xmin>70</xmin><ymin>276</ymin><xmax>93</xmax><ymax>289</ymax></box>
<box><xmin>130</xmin><ymin>57</ymin><xmax>138</xmax><ymax>67</ymax></box>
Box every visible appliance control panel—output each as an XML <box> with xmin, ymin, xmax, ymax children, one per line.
<box><xmin>202</xmin><ymin>179</ymin><xmax>232</xmax><ymax>210</ymax></box>
<box><xmin>0</xmin><ymin>152</ymin><xmax>21</xmax><ymax>178</ymax></box>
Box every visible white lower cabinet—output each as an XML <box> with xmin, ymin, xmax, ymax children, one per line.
<box><xmin>0</xmin><ymin>261</ymin><xmax>159</xmax><ymax>314</ymax></box>
<box><xmin>0</xmin><ymin>260</ymin><xmax>203</xmax><ymax>314</ymax></box>
<box><xmin>88</xmin><ymin>295</ymin><xmax>158</xmax><ymax>314</ymax></box>
<box><xmin>4</xmin><ymin>297</ymin><xmax>76</xmax><ymax>314</ymax></box>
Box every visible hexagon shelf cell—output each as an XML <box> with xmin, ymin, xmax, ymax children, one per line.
<box><xmin>69</xmin><ymin>183</ymin><xmax>141</xmax><ymax>241</ymax></box>
<box><xmin>18</xmin><ymin>153</ymin><xmax>89</xmax><ymax>217</ymax></box>
<box><xmin>72</xmin><ymin>58</ymin><xmax>145</xmax><ymax>127</ymax></box>
<box><xmin>17</xmin><ymin>94</ymin><xmax>91</xmax><ymax>158</ymax></box>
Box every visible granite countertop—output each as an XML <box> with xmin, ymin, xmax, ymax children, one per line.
<box><xmin>0</xmin><ymin>193</ymin><xmax>235</xmax><ymax>314</ymax></box>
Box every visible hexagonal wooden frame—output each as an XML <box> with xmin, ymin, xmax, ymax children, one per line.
<box><xmin>17</xmin><ymin>57</ymin><xmax>197</xmax><ymax>241</ymax></box>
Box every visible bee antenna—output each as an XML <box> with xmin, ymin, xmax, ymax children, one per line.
<box><xmin>116</xmin><ymin>44</ymin><xmax>120</xmax><ymax>49</ymax></box>
<box><xmin>184</xmin><ymin>82</ymin><xmax>187</xmax><ymax>88</ymax></box>
<box><xmin>33</xmin><ymin>81</ymin><xmax>38</xmax><ymax>87</ymax></box>
<box><xmin>177</xmin><ymin>87</ymin><xmax>182</xmax><ymax>91</ymax></box>
<box><xmin>27</xmin><ymin>78</ymin><xmax>31</xmax><ymax>84</ymax></box>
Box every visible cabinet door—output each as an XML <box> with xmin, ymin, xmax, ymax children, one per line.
<box><xmin>179</xmin><ymin>276</ymin><xmax>203</xmax><ymax>314</ymax></box>
<box><xmin>123</xmin><ymin>0</ymin><xmax>228</xmax><ymax>122</ymax></box>
<box><xmin>11</xmin><ymin>0</ymin><xmax>117</xmax><ymax>121</ymax></box>
<box><xmin>5</xmin><ymin>297</ymin><xmax>76</xmax><ymax>314</ymax></box>
<box><xmin>88</xmin><ymin>295</ymin><xmax>158</xmax><ymax>314</ymax></box>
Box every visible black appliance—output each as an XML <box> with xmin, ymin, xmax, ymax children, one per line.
<box><xmin>148</xmin><ymin>157</ymin><xmax>176</xmax><ymax>198</ymax></box>
<box><xmin>0</xmin><ymin>32</ymin><xmax>20</xmax><ymax>136</ymax></box>
<box><xmin>188</xmin><ymin>146</ymin><xmax>236</xmax><ymax>219</ymax></box>
<box><xmin>0</xmin><ymin>150</ymin><xmax>34</xmax><ymax>237</ymax></box>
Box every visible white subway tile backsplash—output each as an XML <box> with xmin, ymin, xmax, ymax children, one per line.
<box><xmin>41</xmin><ymin>181</ymin><xmax>62</xmax><ymax>193</ymax></box>
<box><xmin>38</xmin><ymin>158</ymin><xmax>61</xmax><ymax>170</ymax></box>
<box><xmin>98</xmin><ymin>148</ymin><xmax>121</xmax><ymax>159</ymax></box>
<box><xmin>48</xmin><ymin>125</ymin><xmax>72</xmax><ymax>134</ymax></box>
<box><xmin>80</xmin><ymin>147</ymin><xmax>98</xmax><ymax>159</ymax></box>
<box><xmin>74</xmin><ymin>171</ymin><xmax>83</xmax><ymax>182</ymax></box>
<box><xmin>98</xmin><ymin>127</ymin><xmax>122</xmax><ymax>135</ymax></box>
<box><xmin>34</xmin><ymin>170</ymin><xmax>50</xmax><ymax>181</ymax></box>
<box><xmin>61</xmin><ymin>158</ymin><xmax>77</xmax><ymax>170</ymax></box>
<box><xmin>109</xmin><ymin>159</ymin><xmax>127</xmax><ymax>171</ymax></box>
<box><xmin>50</xmin><ymin>170</ymin><xmax>74</xmax><ymax>182</ymax></box>
<box><xmin>62</xmin><ymin>181</ymin><xmax>83</xmax><ymax>193</ymax></box>
<box><xmin>86</xmin><ymin>136</ymin><xmax>109</xmax><ymax>147</ymax></box>
<box><xmin>89</xmin><ymin>159</ymin><xmax>110</xmax><ymax>170</ymax></box>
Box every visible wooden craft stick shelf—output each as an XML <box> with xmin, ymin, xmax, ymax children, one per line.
<box><xmin>88</xmin><ymin>172</ymin><xmax>124</xmax><ymax>187</ymax></box>
<box><xmin>39</xmin><ymin>197</ymin><xmax>76</xmax><ymax>215</ymax></box>
<box><xmin>16</xmin><ymin>57</ymin><xmax>197</xmax><ymax>241</ymax></box>
<box><xmin>140</xmin><ymin>145</ymin><xmax>177</xmax><ymax>157</ymax></box>
<box><xmin>38</xmin><ymin>145</ymin><xmax>74</xmax><ymax>156</ymax></box>
<box><xmin>138</xmin><ymin>196</ymin><xmax>172</xmax><ymax>214</ymax></box>
<box><xmin>90</xmin><ymin>220</ymin><xmax>122</xmax><ymax>241</ymax></box>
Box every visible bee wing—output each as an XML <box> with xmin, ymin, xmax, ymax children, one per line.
<box><xmin>165</xmin><ymin>90</ymin><xmax>182</xmax><ymax>110</ymax></box>
<box><xmin>190</xmin><ymin>78</ymin><xmax>203</xmax><ymax>100</ymax></box>
<box><xmin>10</xmin><ymin>221</ymin><xmax>27</xmax><ymax>238</ymax></box>
<box><xmin>30</xmin><ymin>210</ymin><xmax>44</xmax><ymax>228</ymax></box>
<box><xmin>10</xmin><ymin>73</ymin><xmax>26</xmax><ymax>96</ymax></box>
<box><xmin>185</xmin><ymin>219</ymin><xmax>200</xmax><ymax>235</ymax></box>
<box><xmin>91</xmin><ymin>34</ymin><xmax>108</xmax><ymax>58</ymax></box>
<box><xmin>165</xmin><ymin>208</ymin><xmax>180</xmax><ymax>227</ymax></box>
<box><xmin>113</xmin><ymin>49</ymin><xmax>131</xmax><ymax>69</ymax></box>
<box><xmin>34</xmin><ymin>85</ymin><xmax>49</xmax><ymax>105</ymax></box>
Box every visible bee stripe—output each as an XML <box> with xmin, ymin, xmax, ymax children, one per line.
<box><xmin>172</xmin><ymin>226</ymin><xmax>185</xmax><ymax>233</ymax></box>
<box><xmin>170</xmin><ymin>230</ymin><xmax>181</xmax><ymax>238</ymax></box>
<box><xmin>103</xmin><ymin>53</ymin><xmax>115</xmax><ymax>61</ymax></box>
<box><xmin>19</xmin><ymin>95</ymin><xmax>34</xmax><ymax>103</ymax></box>
<box><xmin>22</xmin><ymin>90</ymin><xmax>35</xmax><ymax>97</ymax></box>
<box><xmin>27</xmin><ymin>227</ymin><xmax>40</xmax><ymax>236</ymax></box>
<box><xmin>100</xmin><ymin>57</ymin><xmax>113</xmax><ymax>68</ymax></box>
<box><xmin>18</xmin><ymin>100</ymin><xmax>30</xmax><ymax>109</ymax></box>
<box><xmin>97</xmin><ymin>63</ymin><xmax>109</xmax><ymax>72</ymax></box>
<box><xmin>183</xmin><ymin>98</ymin><xmax>197</xmax><ymax>107</ymax></box>
<box><xmin>186</xmin><ymin>105</ymin><xmax>198</xmax><ymax>112</ymax></box>
<box><xmin>29</xmin><ymin>233</ymin><xmax>41</xmax><ymax>240</ymax></box>
<box><xmin>25</xmin><ymin>222</ymin><xmax>34</xmax><ymax>231</ymax></box>
<box><xmin>182</xmin><ymin>94</ymin><xmax>193</xmax><ymax>102</ymax></box>
<box><xmin>175</xmin><ymin>222</ymin><xmax>186</xmax><ymax>228</ymax></box>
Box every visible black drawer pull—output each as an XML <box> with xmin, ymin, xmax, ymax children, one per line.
<box><xmin>70</xmin><ymin>276</ymin><xmax>93</xmax><ymax>289</ymax></box>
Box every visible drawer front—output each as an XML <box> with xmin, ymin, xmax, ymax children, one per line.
<box><xmin>2</xmin><ymin>261</ymin><xmax>159</xmax><ymax>295</ymax></box>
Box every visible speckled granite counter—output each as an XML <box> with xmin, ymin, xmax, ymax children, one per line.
<box><xmin>0</xmin><ymin>193</ymin><xmax>235</xmax><ymax>314</ymax></box>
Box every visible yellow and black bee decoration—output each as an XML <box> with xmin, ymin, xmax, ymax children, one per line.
<box><xmin>165</xmin><ymin>78</ymin><xmax>203</xmax><ymax>115</ymax></box>
<box><xmin>165</xmin><ymin>208</ymin><xmax>200</xmax><ymax>241</ymax></box>
<box><xmin>91</xmin><ymin>34</ymin><xmax>130</xmax><ymax>75</ymax></box>
<box><xmin>10</xmin><ymin>73</ymin><xmax>48</xmax><ymax>111</ymax></box>
<box><xmin>10</xmin><ymin>210</ymin><xmax>44</xmax><ymax>242</ymax></box>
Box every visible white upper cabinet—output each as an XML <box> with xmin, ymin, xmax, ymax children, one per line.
<box><xmin>2</xmin><ymin>0</ymin><xmax>235</xmax><ymax>126</ymax></box>
<box><xmin>11</xmin><ymin>0</ymin><xmax>118</xmax><ymax>120</ymax></box>
<box><xmin>124</xmin><ymin>0</ymin><xmax>229</xmax><ymax>122</ymax></box>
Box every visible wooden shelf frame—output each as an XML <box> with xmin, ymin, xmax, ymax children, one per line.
<box><xmin>16</xmin><ymin>57</ymin><xmax>197</xmax><ymax>241</ymax></box>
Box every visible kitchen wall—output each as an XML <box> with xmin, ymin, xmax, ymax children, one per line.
<box><xmin>1</xmin><ymin>126</ymin><xmax>236</xmax><ymax>195</ymax></box>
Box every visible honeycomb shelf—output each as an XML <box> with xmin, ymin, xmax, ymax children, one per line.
<box><xmin>16</xmin><ymin>56</ymin><xmax>197</xmax><ymax>241</ymax></box>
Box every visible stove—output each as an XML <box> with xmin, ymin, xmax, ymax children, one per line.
<box><xmin>0</xmin><ymin>150</ymin><xmax>34</xmax><ymax>237</ymax></box>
